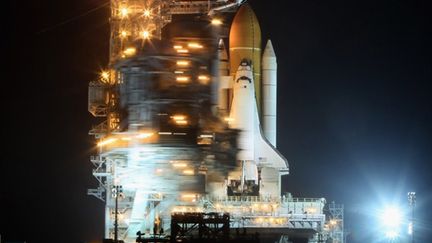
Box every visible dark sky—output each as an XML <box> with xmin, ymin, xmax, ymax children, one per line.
<box><xmin>2</xmin><ymin>0</ymin><xmax>431</xmax><ymax>242</ymax></box>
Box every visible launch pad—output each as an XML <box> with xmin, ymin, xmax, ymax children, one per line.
<box><xmin>87</xmin><ymin>1</ymin><xmax>344</xmax><ymax>242</ymax></box>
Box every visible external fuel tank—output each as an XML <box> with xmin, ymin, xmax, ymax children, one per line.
<box><xmin>229</xmin><ymin>4</ymin><xmax>262</xmax><ymax>113</ymax></box>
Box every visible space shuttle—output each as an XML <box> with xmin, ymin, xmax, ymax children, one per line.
<box><xmin>217</xmin><ymin>4</ymin><xmax>289</xmax><ymax>197</ymax></box>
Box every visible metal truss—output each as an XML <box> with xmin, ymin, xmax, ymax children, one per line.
<box><xmin>327</xmin><ymin>201</ymin><xmax>344</xmax><ymax>243</ymax></box>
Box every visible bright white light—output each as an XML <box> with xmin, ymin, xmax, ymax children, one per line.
<box><xmin>381</xmin><ymin>206</ymin><xmax>402</xmax><ymax>228</ymax></box>
<box><xmin>177</xmin><ymin>49</ymin><xmax>189</xmax><ymax>53</ymax></box>
<box><xmin>176</xmin><ymin>76</ymin><xmax>190</xmax><ymax>83</ymax></box>
<box><xmin>306</xmin><ymin>207</ymin><xmax>317</xmax><ymax>213</ymax></box>
<box><xmin>136</xmin><ymin>132</ymin><xmax>153</xmax><ymax>139</ymax></box>
<box><xmin>141</xmin><ymin>30</ymin><xmax>150</xmax><ymax>39</ymax></box>
<box><xmin>171</xmin><ymin>115</ymin><xmax>186</xmax><ymax>121</ymax></box>
<box><xmin>172</xmin><ymin>163</ymin><xmax>187</xmax><ymax>168</ymax></box>
<box><xmin>198</xmin><ymin>75</ymin><xmax>210</xmax><ymax>82</ymax></box>
<box><xmin>143</xmin><ymin>9</ymin><xmax>151</xmax><ymax>17</ymax></box>
<box><xmin>175</xmin><ymin>120</ymin><xmax>188</xmax><ymax>125</ymax></box>
<box><xmin>199</xmin><ymin>134</ymin><xmax>213</xmax><ymax>138</ymax></box>
<box><xmin>176</xmin><ymin>60</ymin><xmax>190</xmax><ymax>66</ymax></box>
<box><xmin>211</xmin><ymin>18</ymin><xmax>223</xmax><ymax>26</ymax></box>
<box><xmin>408</xmin><ymin>222</ymin><xmax>413</xmax><ymax>235</ymax></box>
<box><xmin>101</xmin><ymin>71</ymin><xmax>110</xmax><ymax>80</ymax></box>
<box><xmin>120</xmin><ymin>30</ymin><xmax>128</xmax><ymax>38</ymax></box>
<box><xmin>97</xmin><ymin>138</ymin><xmax>118</xmax><ymax>146</ymax></box>
<box><xmin>120</xmin><ymin>7</ymin><xmax>129</xmax><ymax>18</ymax></box>
<box><xmin>183</xmin><ymin>169</ymin><xmax>194</xmax><ymax>175</ymax></box>
<box><xmin>123</xmin><ymin>47</ymin><xmax>136</xmax><ymax>56</ymax></box>
<box><xmin>380</xmin><ymin>205</ymin><xmax>403</xmax><ymax>240</ymax></box>
<box><xmin>224</xmin><ymin>117</ymin><xmax>234</xmax><ymax>122</ymax></box>
<box><xmin>385</xmin><ymin>230</ymin><xmax>399</xmax><ymax>239</ymax></box>
<box><xmin>187</xmin><ymin>42</ymin><xmax>203</xmax><ymax>49</ymax></box>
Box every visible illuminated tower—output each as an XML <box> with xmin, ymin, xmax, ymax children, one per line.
<box><xmin>88</xmin><ymin>1</ymin><xmax>341</xmax><ymax>242</ymax></box>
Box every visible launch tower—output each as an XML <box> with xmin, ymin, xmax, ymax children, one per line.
<box><xmin>88</xmin><ymin>1</ymin><xmax>343</xmax><ymax>242</ymax></box>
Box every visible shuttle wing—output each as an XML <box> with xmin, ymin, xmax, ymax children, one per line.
<box><xmin>254</xmin><ymin>116</ymin><xmax>289</xmax><ymax>173</ymax></box>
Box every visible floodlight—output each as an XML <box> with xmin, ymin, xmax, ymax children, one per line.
<box><xmin>380</xmin><ymin>205</ymin><xmax>403</xmax><ymax>240</ymax></box>
<box><xmin>381</xmin><ymin>206</ymin><xmax>402</xmax><ymax>228</ymax></box>
<box><xmin>385</xmin><ymin>230</ymin><xmax>399</xmax><ymax>239</ymax></box>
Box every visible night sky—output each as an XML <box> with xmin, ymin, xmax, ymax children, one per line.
<box><xmin>3</xmin><ymin>0</ymin><xmax>431</xmax><ymax>242</ymax></box>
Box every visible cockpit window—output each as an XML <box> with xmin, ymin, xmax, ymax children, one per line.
<box><xmin>236</xmin><ymin>76</ymin><xmax>252</xmax><ymax>83</ymax></box>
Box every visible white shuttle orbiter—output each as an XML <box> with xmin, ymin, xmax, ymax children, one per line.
<box><xmin>217</xmin><ymin>4</ymin><xmax>289</xmax><ymax>197</ymax></box>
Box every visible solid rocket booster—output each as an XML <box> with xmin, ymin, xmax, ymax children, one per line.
<box><xmin>218</xmin><ymin>39</ymin><xmax>230</xmax><ymax>115</ymax></box>
<box><xmin>229</xmin><ymin>4</ymin><xmax>262</xmax><ymax>113</ymax></box>
<box><xmin>262</xmin><ymin>40</ymin><xmax>277</xmax><ymax>147</ymax></box>
<box><xmin>218</xmin><ymin>39</ymin><xmax>229</xmax><ymax>77</ymax></box>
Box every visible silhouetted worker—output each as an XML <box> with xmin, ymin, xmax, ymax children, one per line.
<box><xmin>136</xmin><ymin>231</ymin><xmax>145</xmax><ymax>242</ymax></box>
<box><xmin>153</xmin><ymin>225</ymin><xmax>157</xmax><ymax>236</ymax></box>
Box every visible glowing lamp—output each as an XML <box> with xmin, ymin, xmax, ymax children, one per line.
<box><xmin>97</xmin><ymin>138</ymin><xmax>118</xmax><ymax>147</ymax></box>
<box><xmin>183</xmin><ymin>170</ymin><xmax>194</xmax><ymax>175</ymax></box>
<box><xmin>120</xmin><ymin>30</ymin><xmax>128</xmax><ymax>38</ymax></box>
<box><xmin>101</xmin><ymin>71</ymin><xmax>110</xmax><ymax>80</ymax></box>
<box><xmin>211</xmin><ymin>18</ymin><xmax>223</xmax><ymax>26</ymax></box>
<box><xmin>176</xmin><ymin>76</ymin><xmax>190</xmax><ymax>83</ymax></box>
<box><xmin>177</xmin><ymin>49</ymin><xmax>189</xmax><ymax>53</ymax></box>
<box><xmin>187</xmin><ymin>43</ymin><xmax>203</xmax><ymax>49</ymax></box>
<box><xmin>120</xmin><ymin>7</ymin><xmax>129</xmax><ymax>18</ymax></box>
<box><xmin>141</xmin><ymin>30</ymin><xmax>150</xmax><ymax>39</ymax></box>
<box><xmin>385</xmin><ymin>230</ymin><xmax>399</xmax><ymax>239</ymax></box>
<box><xmin>381</xmin><ymin>206</ymin><xmax>402</xmax><ymax>228</ymax></box>
<box><xmin>198</xmin><ymin>75</ymin><xmax>210</xmax><ymax>81</ymax></box>
<box><xmin>135</xmin><ymin>132</ymin><xmax>153</xmax><ymax>139</ymax></box>
<box><xmin>143</xmin><ymin>9</ymin><xmax>151</xmax><ymax>17</ymax></box>
<box><xmin>123</xmin><ymin>47</ymin><xmax>136</xmax><ymax>56</ymax></box>
<box><xmin>176</xmin><ymin>60</ymin><xmax>190</xmax><ymax>66</ymax></box>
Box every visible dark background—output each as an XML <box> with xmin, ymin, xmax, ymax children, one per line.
<box><xmin>2</xmin><ymin>0</ymin><xmax>431</xmax><ymax>242</ymax></box>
